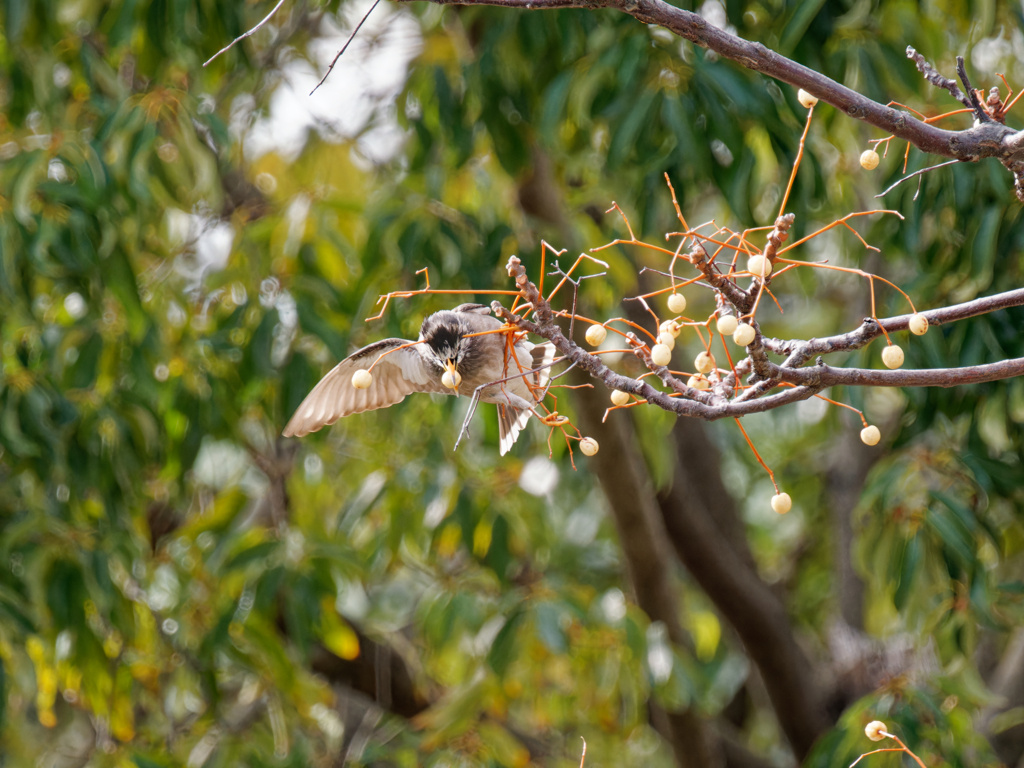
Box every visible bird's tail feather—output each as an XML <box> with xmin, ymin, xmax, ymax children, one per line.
<box><xmin>497</xmin><ymin>403</ymin><xmax>532</xmax><ymax>456</ymax></box>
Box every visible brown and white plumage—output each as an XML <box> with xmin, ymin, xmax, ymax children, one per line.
<box><xmin>282</xmin><ymin>304</ymin><xmax>555</xmax><ymax>455</ymax></box>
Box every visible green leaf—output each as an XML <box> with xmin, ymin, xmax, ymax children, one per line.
<box><xmin>989</xmin><ymin>707</ymin><xmax>1024</xmax><ymax>735</ymax></box>
<box><xmin>0</xmin><ymin>655</ymin><xmax>6</xmax><ymax>731</ymax></box>
<box><xmin>3</xmin><ymin>0</ymin><xmax>28</xmax><ymax>43</ymax></box>
<box><xmin>487</xmin><ymin>610</ymin><xmax>522</xmax><ymax>676</ymax></box>
<box><xmin>894</xmin><ymin>534</ymin><xmax>922</xmax><ymax>611</ymax></box>
<box><xmin>925</xmin><ymin>504</ymin><xmax>976</xmax><ymax>570</ymax></box>
<box><xmin>533</xmin><ymin>601</ymin><xmax>567</xmax><ymax>654</ymax></box>
<box><xmin>224</xmin><ymin>540</ymin><xmax>279</xmax><ymax>571</ymax></box>
<box><xmin>778</xmin><ymin>0</ymin><xmax>827</xmax><ymax>55</ymax></box>
<box><xmin>608</xmin><ymin>91</ymin><xmax>656</xmax><ymax>171</ymax></box>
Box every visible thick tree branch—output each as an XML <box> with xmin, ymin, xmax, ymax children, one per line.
<box><xmin>772</xmin><ymin>287</ymin><xmax>1024</xmax><ymax>364</ymax></box>
<box><xmin>775</xmin><ymin>356</ymin><xmax>1024</xmax><ymax>389</ymax></box>
<box><xmin>980</xmin><ymin>628</ymin><xmax>1024</xmax><ymax>766</ymax></box>
<box><xmin>573</xmin><ymin>378</ymin><xmax>722</xmax><ymax>768</ymax></box>
<box><xmin>657</xmin><ymin>421</ymin><xmax>831</xmax><ymax>759</ymax></box>
<box><xmin>397</xmin><ymin>0</ymin><xmax>1024</xmax><ymax>184</ymax></box>
<box><xmin>498</xmin><ymin>259</ymin><xmax>1024</xmax><ymax>423</ymax></box>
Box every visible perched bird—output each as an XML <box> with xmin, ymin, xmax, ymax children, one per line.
<box><xmin>283</xmin><ymin>304</ymin><xmax>556</xmax><ymax>455</ymax></box>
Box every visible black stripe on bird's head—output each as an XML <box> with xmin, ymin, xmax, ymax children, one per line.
<box><xmin>420</xmin><ymin>312</ymin><xmax>464</xmax><ymax>367</ymax></box>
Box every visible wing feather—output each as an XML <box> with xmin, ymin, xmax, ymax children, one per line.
<box><xmin>283</xmin><ymin>339</ymin><xmax>447</xmax><ymax>438</ymax></box>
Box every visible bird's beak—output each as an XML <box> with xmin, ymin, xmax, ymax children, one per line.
<box><xmin>445</xmin><ymin>359</ymin><xmax>460</xmax><ymax>396</ymax></box>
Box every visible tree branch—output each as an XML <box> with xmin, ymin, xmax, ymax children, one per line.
<box><xmin>775</xmin><ymin>356</ymin><xmax>1024</xmax><ymax>389</ymax></box>
<box><xmin>572</xmin><ymin>375</ymin><xmax>723</xmax><ymax>768</ymax></box>
<box><xmin>497</xmin><ymin>258</ymin><xmax>1024</xmax><ymax>424</ymax></box>
<box><xmin>396</xmin><ymin>0</ymin><xmax>1024</xmax><ymax>182</ymax></box>
<box><xmin>204</xmin><ymin>0</ymin><xmax>289</xmax><ymax>66</ymax></box>
<box><xmin>657</xmin><ymin>419</ymin><xmax>831</xmax><ymax>759</ymax></box>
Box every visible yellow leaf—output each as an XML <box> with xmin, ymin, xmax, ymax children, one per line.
<box><xmin>473</xmin><ymin>520</ymin><xmax>493</xmax><ymax>558</ymax></box>
<box><xmin>38</xmin><ymin>708</ymin><xmax>57</xmax><ymax>728</ymax></box>
<box><xmin>437</xmin><ymin>524</ymin><xmax>461</xmax><ymax>558</ymax></box>
<box><xmin>690</xmin><ymin>611</ymin><xmax>721</xmax><ymax>662</ymax></box>
<box><xmin>323</xmin><ymin>622</ymin><xmax>360</xmax><ymax>660</ymax></box>
<box><xmin>26</xmin><ymin>636</ymin><xmax>45</xmax><ymax>663</ymax></box>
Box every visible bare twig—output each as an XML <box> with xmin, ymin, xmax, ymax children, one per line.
<box><xmin>906</xmin><ymin>47</ymin><xmax>971</xmax><ymax>110</ymax></box>
<box><xmin>310</xmin><ymin>0</ymin><xmax>382</xmax><ymax>95</ymax></box>
<box><xmin>956</xmin><ymin>56</ymin><xmax>993</xmax><ymax>124</ymax></box>
<box><xmin>496</xmin><ymin>256</ymin><xmax>1024</xmax><ymax>424</ymax></box>
<box><xmin>204</xmin><ymin>0</ymin><xmax>290</xmax><ymax>67</ymax></box>
<box><xmin>875</xmin><ymin>158</ymin><xmax>961</xmax><ymax>198</ymax></box>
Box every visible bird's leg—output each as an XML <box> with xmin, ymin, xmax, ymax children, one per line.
<box><xmin>453</xmin><ymin>385</ymin><xmax>487</xmax><ymax>451</ymax></box>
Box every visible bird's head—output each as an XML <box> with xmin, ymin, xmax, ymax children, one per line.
<box><xmin>420</xmin><ymin>313</ymin><xmax>465</xmax><ymax>392</ymax></box>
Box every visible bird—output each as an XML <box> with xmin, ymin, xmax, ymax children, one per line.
<box><xmin>282</xmin><ymin>304</ymin><xmax>556</xmax><ymax>455</ymax></box>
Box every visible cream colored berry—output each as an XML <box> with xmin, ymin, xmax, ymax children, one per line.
<box><xmin>651</xmin><ymin>344</ymin><xmax>673</xmax><ymax>367</ymax></box>
<box><xmin>660</xmin><ymin>319</ymin><xmax>681</xmax><ymax>339</ymax></box>
<box><xmin>865</xmin><ymin>721</ymin><xmax>887</xmax><ymax>742</ymax></box>
<box><xmin>585</xmin><ymin>324</ymin><xmax>607</xmax><ymax>347</ymax></box>
<box><xmin>610</xmin><ymin>389</ymin><xmax>630</xmax><ymax>406</ymax></box>
<box><xmin>441</xmin><ymin>370</ymin><xmax>462</xmax><ymax>389</ymax></box>
<box><xmin>860</xmin><ymin>149</ymin><xmax>880</xmax><ymax>170</ymax></box>
<box><xmin>667</xmin><ymin>292</ymin><xmax>687</xmax><ymax>314</ymax></box>
<box><xmin>579</xmin><ymin>437</ymin><xmax>599</xmax><ymax>456</ymax></box>
<box><xmin>716</xmin><ymin>314</ymin><xmax>738</xmax><ymax>336</ymax></box>
<box><xmin>881</xmin><ymin>344</ymin><xmax>904</xmax><ymax>369</ymax></box>
<box><xmin>733</xmin><ymin>323</ymin><xmax>756</xmax><ymax>346</ymax></box>
<box><xmin>657</xmin><ymin>332</ymin><xmax>676</xmax><ymax>350</ymax></box>
<box><xmin>687</xmin><ymin>375</ymin><xmax>710</xmax><ymax>391</ymax></box>
<box><xmin>909</xmin><ymin>313</ymin><xmax>929</xmax><ymax>336</ymax></box>
<box><xmin>352</xmin><ymin>369</ymin><xmax>373</xmax><ymax>389</ymax></box>
<box><xmin>694</xmin><ymin>351</ymin><xmax>715</xmax><ymax>374</ymax></box>
<box><xmin>797</xmin><ymin>89</ymin><xmax>818</xmax><ymax>109</ymax></box>
<box><xmin>771</xmin><ymin>493</ymin><xmax>792</xmax><ymax>515</ymax></box>
<box><xmin>860</xmin><ymin>425</ymin><xmax>881</xmax><ymax>446</ymax></box>
<box><xmin>747</xmin><ymin>254</ymin><xmax>772</xmax><ymax>278</ymax></box>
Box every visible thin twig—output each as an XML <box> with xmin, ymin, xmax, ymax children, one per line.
<box><xmin>204</xmin><ymin>0</ymin><xmax>289</xmax><ymax>67</ymax></box>
<box><xmin>310</xmin><ymin>0</ymin><xmax>382</xmax><ymax>96</ymax></box>
<box><xmin>876</xmin><ymin>158</ymin><xmax>961</xmax><ymax>197</ymax></box>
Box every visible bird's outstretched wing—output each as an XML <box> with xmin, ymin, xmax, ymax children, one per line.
<box><xmin>282</xmin><ymin>339</ymin><xmax>447</xmax><ymax>438</ymax></box>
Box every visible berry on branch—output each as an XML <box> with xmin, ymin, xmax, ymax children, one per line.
<box><xmin>585</xmin><ymin>324</ymin><xmax>607</xmax><ymax>347</ymax></box>
<box><xmin>651</xmin><ymin>344</ymin><xmax>673</xmax><ymax>366</ymax></box>
<box><xmin>716</xmin><ymin>314</ymin><xmax>739</xmax><ymax>336</ymax></box>
<box><xmin>694</xmin><ymin>351</ymin><xmax>716</xmax><ymax>374</ymax></box>
<box><xmin>747</xmin><ymin>255</ymin><xmax>772</xmax><ymax>278</ymax></box>
<box><xmin>860</xmin><ymin>425</ymin><xmax>881</xmax><ymax>446</ymax></box>
<box><xmin>881</xmin><ymin>344</ymin><xmax>905</xmax><ymax>369</ymax></box>
<box><xmin>733</xmin><ymin>324</ymin><xmax>756</xmax><ymax>346</ymax></box>
<box><xmin>798</xmin><ymin>89</ymin><xmax>818</xmax><ymax>108</ymax></box>
<box><xmin>864</xmin><ymin>721</ymin><xmax>888</xmax><ymax>742</ymax></box>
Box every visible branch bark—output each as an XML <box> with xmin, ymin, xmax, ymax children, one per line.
<box><xmin>572</xmin><ymin>376</ymin><xmax>723</xmax><ymax>768</ymax></box>
<box><xmin>495</xmin><ymin>268</ymin><xmax>1024</xmax><ymax>424</ymax></box>
<box><xmin>980</xmin><ymin>628</ymin><xmax>1024</xmax><ymax>766</ymax></box>
<box><xmin>396</xmin><ymin>0</ymin><xmax>1024</xmax><ymax>188</ymax></box>
<box><xmin>657</xmin><ymin>416</ymin><xmax>831</xmax><ymax>760</ymax></box>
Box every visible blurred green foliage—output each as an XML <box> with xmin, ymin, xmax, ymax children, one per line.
<box><xmin>1</xmin><ymin>0</ymin><xmax>1024</xmax><ymax>766</ymax></box>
